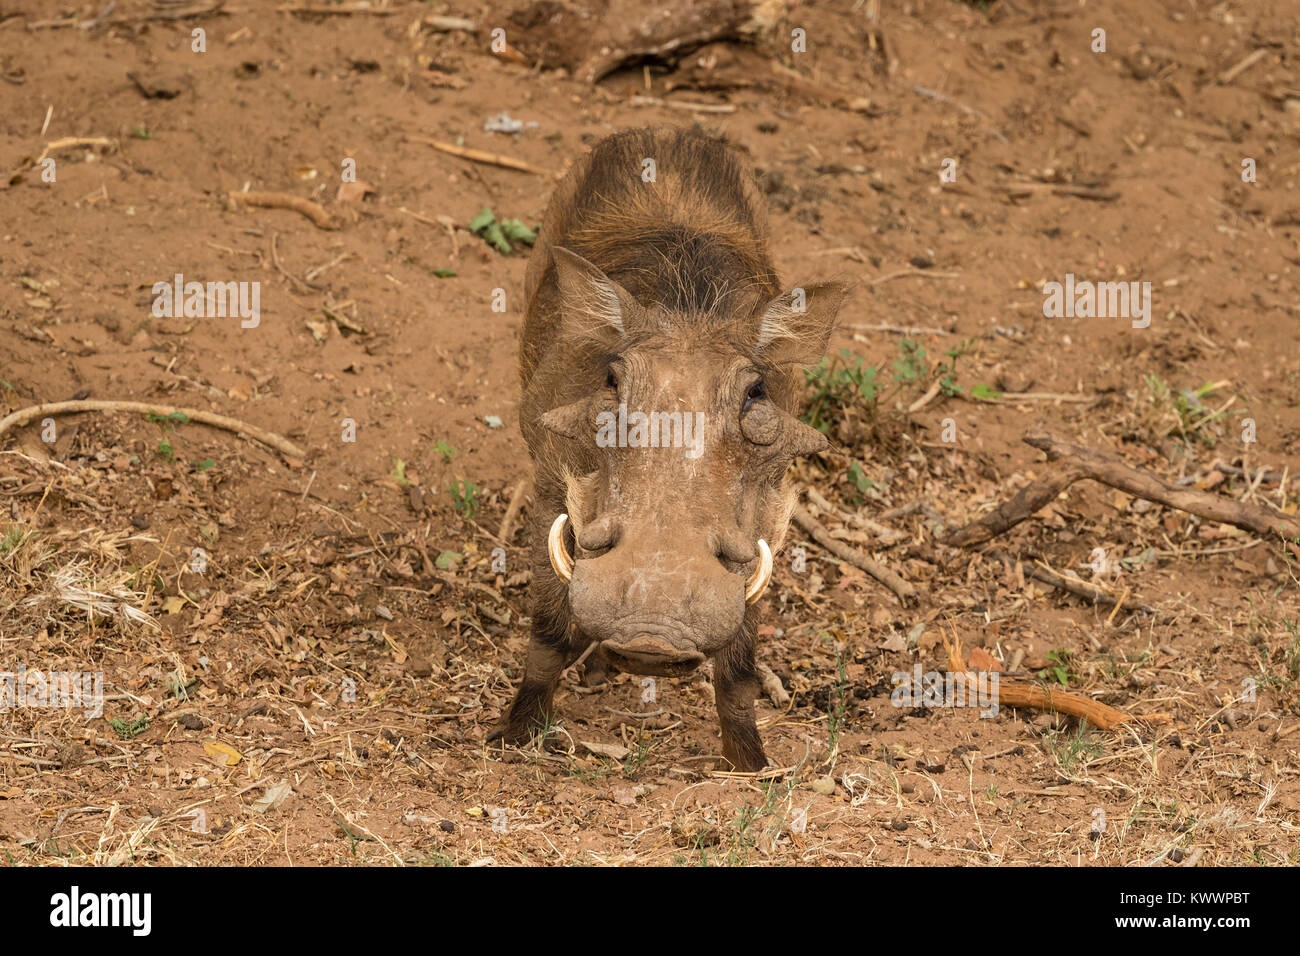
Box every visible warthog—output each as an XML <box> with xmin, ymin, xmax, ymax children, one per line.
<box><xmin>491</xmin><ymin>127</ymin><xmax>846</xmax><ymax>771</ymax></box>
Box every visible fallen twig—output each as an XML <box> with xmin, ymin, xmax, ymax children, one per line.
<box><xmin>278</xmin><ymin>2</ymin><xmax>400</xmax><ymax>14</ymax></box>
<box><xmin>111</xmin><ymin>1</ymin><xmax>225</xmax><ymax>23</ymax></box>
<box><xmin>984</xmin><ymin>550</ymin><xmax>1169</xmax><ymax>622</ymax></box>
<box><xmin>424</xmin><ymin>15</ymin><xmax>476</xmax><ymax>33</ymax></box>
<box><xmin>803</xmin><ymin>486</ymin><xmax>905</xmax><ymax>545</ymax></box>
<box><xmin>406</xmin><ymin>136</ymin><xmax>552</xmax><ymax>177</ymax></box>
<box><xmin>851</xmin><ymin>322</ymin><xmax>952</xmax><ymax>336</ymax></box>
<box><xmin>869</xmin><ymin>269</ymin><xmax>960</xmax><ymax>286</ymax></box>
<box><xmin>498</xmin><ymin>479</ymin><xmax>530</xmax><ymax>543</ymax></box>
<box><xmin>37</xmin><ymin>136</ymin><xmax>115</xmax><ymax>165</ymax></box>
<box><xmin>627</xmin><ymin>95</ymin><xmax>736</xmax><ymax>114</ymax></box>
<box><xmin>908</xmin><ymin>379</ymin><xmax>944</xmax><ymax>413</ymax></box>
<box><xmin>398</xmin><ymin>207</ymin><xmax>460</xmax><ymax>257</ymax></box>
<box><xmin>1025</xmin><ymin>431</ymin><xmax>1299</xmax><ymax>545</ymax></box>
<box><xmin>1205</xmin><ymin>460</ymin><xmax>1300</xmax><ymax>486</ymax></box>
<box><xmin>0</xmin><ymin>400</ymin><xmax>306</xmax><ymax>460</ymax></box>
<box><xmin>1218</xmin><ymin>47</ymin><xmax>1269</xmax><ymax>85</ymax></box>
<box><xmin>971</xmin><ymin>391</ymin><xmax>1099</xmax><ymax>405</ymax></box>
<box><xmin>304</xmin><ymin>250</ymin><xmax>353</xmax><ymax>283</ymax></box>
<box><xmin>943</xmin><ymin>430</ymin><xmax>1299</xmax><ymax>555</ymax></box>
<box><xmin>269</xmin><ymin>232</ymin><xmax>314</xmax><ymax>292</ymax></box>
<box><xmin>791</xmin><ymin>505</ymin><xmax>915</xmax><ymax>605</ymax></box>
<box><xmin>229</xmin><ymin>190</ymin><xmax>335</xmax><ymax>230</ymax></box>
<box><xmin>942</xmin><ymin>463</ymin><xmax>1084</xmax><ymax>548</ymax></box>
<box><xmin>913</xmin><ymin>84</ymin><xmax>983</xmax><ymax>117</ymax></box>
<box><xmin>1004</xmin><ymin>182</ymin><xmax>1119</xmax><ymax>201</ymax></box>
<box><xmin>996</xmin><ymin>683</ymin><xmax>1171</xmax><ymax>730</ymax></box>
<box><xmin>945</xmin><ymin>636</ymin><xmax>1171</xmax><ymax>730</ymax></box>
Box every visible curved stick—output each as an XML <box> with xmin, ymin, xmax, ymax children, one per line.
<box><xmin>0</xmin><ymin>400</ymin><xmax>307</xmax><ymax>460</ymax></box>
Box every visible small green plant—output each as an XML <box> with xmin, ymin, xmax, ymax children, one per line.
<box><xmin>109</xmin><ymin>715</ymin><xmax>151</xmax><ymax>739</ymax></box>
<box><xmin>0</xmin><ymin>526</ymin><xmax>27</xmax><ymax>558</ymax></box>
<box><xmin>1046</xmin><ymin>721</ymin><xmax>1103</xmax><ymax>775</ymax></box>
<box><xmin>1143</xmin><ymin>375</ymin><xmax>1232</xmax><ymax>446</ymax></box>
<box><xmin>432</xmin><ymin>439</ymin><xmax>456</xmax><ymax>462</ymax></box>
<box><xmin>410</xmin><ymin>845</ymin><xmax>459</xmax><ymax>866</ymax></box>
<box><xmin>622</xmin><ymin>736</ymin><xmax>656</xmax><ymax>777</ymax></box>
<box><xmin>1253</xmin><ymin>618</ymin><xmax>1300</xmax><ymax>704</ymax></box>
<box><xmin>449</xmin><ymin>478</ymin><xmax>479</xmax><ymax>518</ymax></box>
<box><xmin>933</xmin><ymin>338</ymin><xmax>975</xmax><ymax>396</ymax></box>
<box><xmin>1286</xmin><ymin>619</ymin><xmax>1300</xmax><ymax>685</ymax></box>
<box><xmin>156</xmin><ymin>439</ymin><xmax>174</xmax><ymax>461</ymax></box>
<box><xmin>891</xmin><ymin>339</ymin><xmax>928</xmax><ymax>385</ymax></box>
<box><xmin>803</xmin><ymin>348</ymin><xmax>879</xmax><ymax>434</ymax></box>
<box><xmin>1039</xmin><ymin>649</ymin><xmax>1077</xmax><ymax>687</ymax></box>
<box><xmin>191</xmin><ymin>458</ymin><xmax>215</xmax><ymax>472</ymax></box>
<box><xmin>147</xmin><ymin>410</ymin><xmax>188</xmax><ymax>428</ymax></box>
<box><xmin>845</xmin><ymin>461</ymin><xmax>874</xmax><ymax>502</ymax></box>
<box><xmin>391</xmin><ymin>458</ymin><xmax>410</xmax><ymax>487</ymax></box>
<box><xmin>469</xmin><ymin>208</ymin><xmax>538</xmax><ymax>255</ymax></box>
<box><xmin>166</xmin><ymin>670</ymin><xmax>198</xmax><ymax>700</ymax></box>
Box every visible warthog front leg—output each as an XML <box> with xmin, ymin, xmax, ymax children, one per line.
<box><xmin>711</xmin><ymin>619</ymin><xmax>768</xmax><ymax>772</ymax></box>
<box><xmin>489</xmin><ymin>602</ymin><xmax>584</xmax><ymax>746</ymax></box>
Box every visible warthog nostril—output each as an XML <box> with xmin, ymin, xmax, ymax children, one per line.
<box><xmin>712</xmin><ymin>529</ymin><xmax>770</xmax><ymax>604</ymax></box>
<box><xmin>577</xmin><ymin>513</ymin><xmax>619</xmax><ymax>553</ymax></box>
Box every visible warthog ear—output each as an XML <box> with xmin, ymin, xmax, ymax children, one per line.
<box><xmin>754</xmin><ymin>282</ymin><xmax>847</xmax><ymax>367</ymax></box>
<box><xmin>551</xmin><ymin>246</ymin><xmax>638</xmax><ymax>342</ymax></box>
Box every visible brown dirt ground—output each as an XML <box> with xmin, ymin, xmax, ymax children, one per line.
<box><xmin>1</xmin><ymin>0</ymin><xmax>1299</xmax><ymax>866</ymax></box>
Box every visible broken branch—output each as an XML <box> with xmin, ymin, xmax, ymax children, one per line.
<box><xmin>791</xmin><ymin>505</ymin><xmax>916</xmax><ymax>605</ymax></box>
<box><xmin>943</xmin><ymin>430</ymin><xmax>1299</xmax><ymax>554</ymax></box>
<box><xmin>229</xmin><ymin>190</ymin><xmax>335</xmax><ymax>230</ymax></box>
<box><xmin>406</xmin><ymin>136</ymin><xmax>552</xmax><ymax>177</ymax></box>
<box><xmin>0</xmin><ymin>400</ymin><xmax>306</xmax><ymax>460</ymax></box>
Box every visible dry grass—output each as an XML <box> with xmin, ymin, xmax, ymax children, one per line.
<box><xmin>2</xmin><ymin>414</ymin><xmax>1298</xmax><ymax>867</ymax></box>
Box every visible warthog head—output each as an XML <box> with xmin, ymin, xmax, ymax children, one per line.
<box><xmin>539</xmin><ymin>247</ymin><xmax>845</xmax><ymax>676</ymax></box>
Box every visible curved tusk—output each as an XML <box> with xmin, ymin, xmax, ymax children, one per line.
<box><xmin>547</xmin><ymin>513</ymin><xmax>574</xmax><ymax>584</ymax></box>
<box><xmin>744</xmin><ymin>539</ymin><xmax>773</xmax><ymax>605</ymax></box>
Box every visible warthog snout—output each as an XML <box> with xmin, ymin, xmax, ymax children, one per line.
<box><xmin>547</xmin><ymin>513</ymin><xmax>771</xmax><ymax>675</ymax></box>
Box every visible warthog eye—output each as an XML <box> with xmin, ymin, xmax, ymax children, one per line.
<box><xmin>743</xmin><ymin>379</ymin><xmax>767</xmax><ymax>412</ymax></box>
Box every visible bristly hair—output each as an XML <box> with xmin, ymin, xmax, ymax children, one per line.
<box><xmin>558</xmin><ymin>127</ymin><xmax>780</xmax><ymax>324</ymax></box>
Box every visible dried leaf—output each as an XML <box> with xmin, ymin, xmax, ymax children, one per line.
<box><xmin>250</xmin><ymin>781</ymin><xmax>293</xmax><ymax>813</ymax></box>
<box><xmin>203</xmin><ymin>741</ymin><xmax>243</xmax><ymax>766</ymax></box>
<box><xmin>580</xmin><ymin>740</ymin><xmax>630</xmax><ymax>760</ymax></box>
